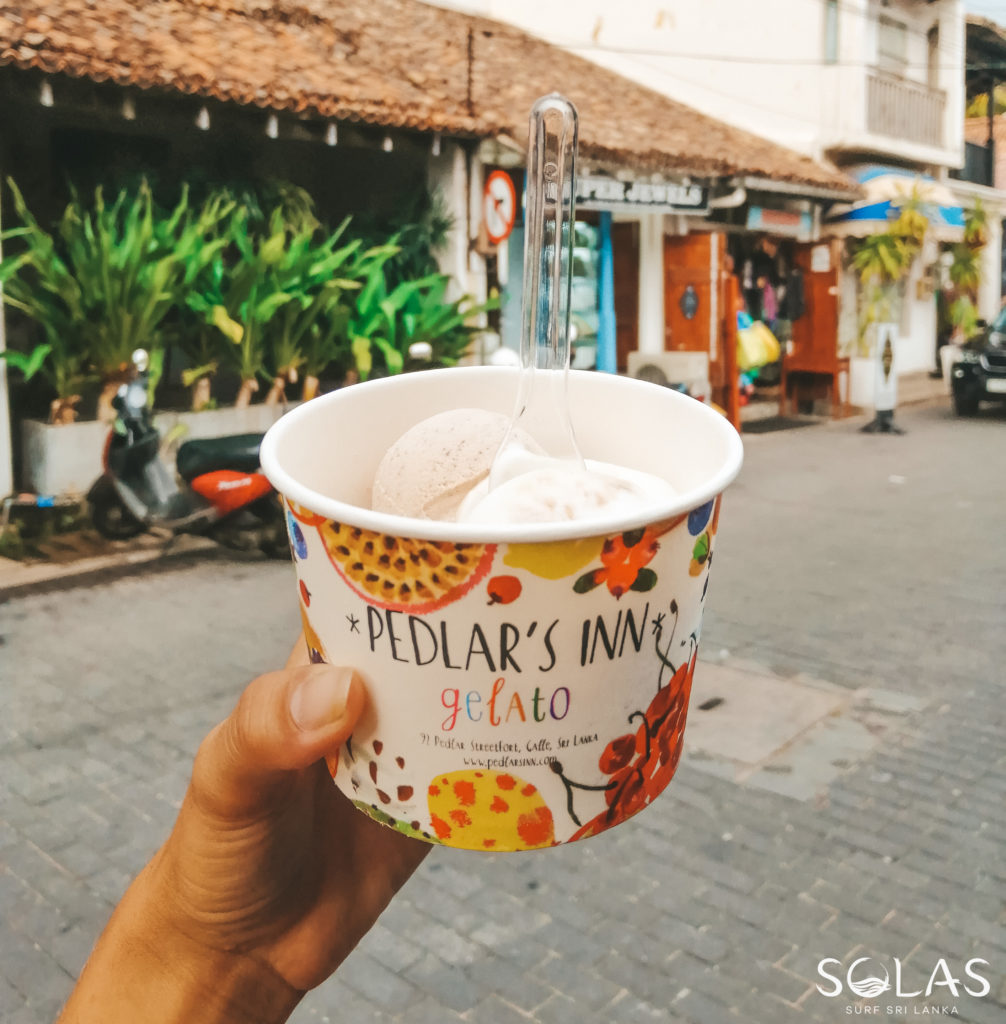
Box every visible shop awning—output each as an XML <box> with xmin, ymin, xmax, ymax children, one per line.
<box><xmin>826</xmin><ymin>165</ymin><xmax>965</xmax><ymax>240</ymax></box>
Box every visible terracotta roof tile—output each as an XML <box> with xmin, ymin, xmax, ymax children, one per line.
<box><xmin>0</xmin><ymin>0</ymin><xmax>853</xmax><ymax>191</ymax></box>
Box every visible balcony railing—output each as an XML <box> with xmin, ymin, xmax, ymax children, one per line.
<box><xmin>866</xmin><ymin>70</ymin><xmax>946</xmax><ymax>149</ymax></box>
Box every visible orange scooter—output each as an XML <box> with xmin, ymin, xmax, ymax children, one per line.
<box><xmin>87</xmin><ymin>349</ymin><xmax>287</xmax><ymax>556</ymax></box>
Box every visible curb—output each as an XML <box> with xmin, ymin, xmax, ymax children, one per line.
<box><xmin>0</xmin><ymin>535</ymin><xmax>248</xmax><ymax>601</ymax></box>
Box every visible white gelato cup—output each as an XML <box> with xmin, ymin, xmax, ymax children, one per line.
<box><xmin>261</xmin><ymin>366</ymin><xmax>742</xmax><ymax>850</ymax></box>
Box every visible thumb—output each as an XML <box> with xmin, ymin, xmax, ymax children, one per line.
<box><xmin>192</xmin><ymin>662</ymin><xmax>366</xmax><ymax>817</ymax></box>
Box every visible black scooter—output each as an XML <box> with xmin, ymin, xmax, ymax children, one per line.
<box><xmin>87</xmin><ymin>349</ymin><xmax>287</xmax><ymax>556</ymax></box>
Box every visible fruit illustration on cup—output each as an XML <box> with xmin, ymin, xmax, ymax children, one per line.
<box><xmin>427</xmin><ymin>769</ymin><xmax>555</xmax><ymax>850</ymax></box>
<box><xmin>574</xmin><ymin>527</ymin><xmax>660</xmax><ymax>598</ymax></box>
<box><xmin>553</xmin><ymin>604</ymin><xmax>697</xmax><ymax>840</ymax></box>
<box><xmin>487</xmin><ymin>574</ymin><xmax>522</xmax><ymax>605</ymax></box>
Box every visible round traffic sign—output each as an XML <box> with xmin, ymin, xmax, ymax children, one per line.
<box><xmin>483</xmin><ymin>170</ymin><xmax>517</xmax><ymax>245</ymax></box>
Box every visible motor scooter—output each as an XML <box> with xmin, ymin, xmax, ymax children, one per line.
<box><xmin>87</xmin><ymin>349</ymin><xmax>287</xmax><ymax>556</ymax></box>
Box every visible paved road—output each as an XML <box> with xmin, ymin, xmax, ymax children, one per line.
<box><xmin>3</xmin><ymin>400</ymin><xmax>1005</xmax><ymax>1023</ymax></box>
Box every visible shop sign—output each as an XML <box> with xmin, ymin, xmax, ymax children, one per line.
<box><xmin>810</xmin><ymin>244</ymin><xmax>831</xmax><ymax>273</ymax></box>
<box><xmin>576</xmin><ymin>175</ymin><xmax>708</xmax><ymax>213</ymax></box>
<box><xmin>746</xmin><ymin>205</ymin><xmax>813</xmax><ymax>240</ymax></box>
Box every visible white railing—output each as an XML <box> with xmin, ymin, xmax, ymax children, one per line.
<box><xmin>866</xmin><ymin>70</ymin><xmax>946</xmax><ymax>149</ymax></box>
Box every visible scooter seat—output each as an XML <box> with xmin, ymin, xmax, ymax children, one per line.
<box><xmin>176</xmin><ymin>433</ymin><xmax>264</xmax><ymax>482</ymax></box>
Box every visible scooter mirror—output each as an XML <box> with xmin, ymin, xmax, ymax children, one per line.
<box><xmin>132</xmin><ymin>348</ymin><xmax>150</xmax><ymax>373</ymax></box>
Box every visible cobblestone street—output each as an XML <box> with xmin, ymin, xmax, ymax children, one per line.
<box><xmin>3</xmin><ymin>400</ymin><xmax>1005</xmax><ymax>1023</ymax></box>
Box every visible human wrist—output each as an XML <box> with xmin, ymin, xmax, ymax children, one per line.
<box><xmin>57</xmin><ymin>861</ymin><xmax>302</xmax><ymax>1024</ymax></box>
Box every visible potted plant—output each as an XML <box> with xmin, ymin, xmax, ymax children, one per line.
<box><xmin>0</xmin><ymin>184</ymin><xmax>92</xmax><ymax>423</ymax></box>
<box><xmin>262</xmin><ymin>220</ymin><xmax>398</xmax><ymax>403</ymax></box>
<box><xmin>186</xmin><ymin>208</ymin><xmax>296</xmax><ymax>408</ymax></box>
<box><xmin>946</xmin><ymin>203</ymin><xmax>987</xmax><ymax>344</ymax></box>
<box><xmin>0</xmin><ymin>180</ymin><xmax>233</xmax><ymax>422</ymax></box>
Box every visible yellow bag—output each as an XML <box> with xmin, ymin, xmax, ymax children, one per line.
<box><xmin>736</xmin><ymin>321</ymin><xmax>780</xmax><ymax>371</ymax></box>
<box><xmin>751</xmin><ymin>321</ymin><xmax>781</xmax><ymax>363</ymax></box>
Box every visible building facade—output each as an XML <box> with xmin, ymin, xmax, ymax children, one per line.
<box><xmin>0</xmin><ymin>0</ymin><xmax>858</xmax><ymax>493</ymax></box>
<box><xmin>431</xmin><ymin>0</ymin><xmax>1006</xmax><ymax>407</ymax></box>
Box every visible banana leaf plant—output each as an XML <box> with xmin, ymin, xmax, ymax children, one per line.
<box><xmin>0</xmin><ymin>180</ymin><xmax>233</xmax><ymax>422</ymax></box>
<box><xmin>347</xmin><ymin>269</ymin><xmax>444</xmax><ymax>381</ymax></box>
<box><xmin>67</xmin><ymin>182</ymin><xmax>231</xmax><ymax>420</ymax></box>
<box><xmin>964</xmin><ymin>200</ymin><xmax>988</xmax><ymax>249</ymax></box>
<box><xmin>349</xmin><ymin>270</ymin><xmax>499</xmax><ymax>380</ymax></box>
<box><xmin>169</xmin><ymin>199</ymin><xmax>241</xmax><ymax>410</ymax></box>
<box><xmin>397</xmin><ymin>275</ymin><xmax>500</xmax><ymax>370</ymax></box>
<box><xmin>0</xmin><ymin>183</ymin><xmax>91</xmax><ymax>422</ymax></box>
<box><xmin>298</xmin><ymin>238</ymin><xmax>400</xmax><ymax>400</ymax></box>
<box><xmin>849</xmin><ymin>233</ymin><xmax>913</xmax><ymax>356</ymax></box>
<box><xmin>263</xmin><ymin>219</ymin><xmax>399</xmax><ymax>403</ymax></box>
<box><xmin>186</xmin><ymin>208</ymin><xmax>295</xmax><ymax>407</ymax></box>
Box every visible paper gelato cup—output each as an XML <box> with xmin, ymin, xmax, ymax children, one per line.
<box><xmin>261</xmin><ymin>367</ymin><xmax>742</xmax><ymax>850</ymax></box>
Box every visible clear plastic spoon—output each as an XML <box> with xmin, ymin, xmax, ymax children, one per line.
<box><xmin>489</xmin><ymin>94</ymin><xmax>586</xmax><ymax>488</ymax></box>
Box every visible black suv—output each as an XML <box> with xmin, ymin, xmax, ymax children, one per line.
<box><xmin>950</xmin><ymin>308</ymin><xmax>1006</xmax><ymax>415</ymax></box>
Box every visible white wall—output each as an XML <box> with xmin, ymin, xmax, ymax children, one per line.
<box><xmin>427</xmin><ymin>140</ymin><xmax>488</xmax><ymax>304</ymax></box>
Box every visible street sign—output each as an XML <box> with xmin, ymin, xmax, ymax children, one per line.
<box><xmin>483</xmin><ymin>170</ymin><xmax>517</xmax><ymax>245</ymax></box>
<box><xmin>861</xmin><ymin>321</ymin><xmax>904</xmax><ymax>433</ymax></box>
<box><xmin>874</xmin><ymin>322</ymin><xmax>897</xmax><ymax>413</ymax></box>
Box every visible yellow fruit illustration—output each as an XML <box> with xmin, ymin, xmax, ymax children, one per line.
<box><xmin>427</xmin><ymin>770</ymin><xmax>555</xmax><ymax>850</ymax></box>
<box><xmin>503</xmin><ymin>537</ymin><xmax>603</xmax><ymax>580</ymax></box>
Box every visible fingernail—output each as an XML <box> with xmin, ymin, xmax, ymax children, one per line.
<box><xmin>290</xmin><ymin>666</ymin><xmax>354</xmax><ymax>732</ymax></box>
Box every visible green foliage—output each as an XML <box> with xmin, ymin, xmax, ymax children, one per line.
<box><xmin>347</xmin><ymin>269</ymin><xmax>498</xmax><ymax>380</ymax></box>
<box><xmin>948</xmin><ymin>242</ymin><xmax>982</xmax><ymax>294</ymax></box>
<box><xmin>948</xmin><ymin>295</ymin><xmax>980</xmax><ymax>338</ymax></box>
<box><xmin>0</xmin><ymin>343</ymin><xmax>52</xmax><ymax>383</ymax></box>
<box><xmin>0</xmin><ymin>179</ymin><xmax>232</xmax><ymax>405</ymax></box>
<box><xmin>355</xmin><ymin>189</ymin><xmax>453</xmax><ymax>287</ymax></box>
<box><xmin>965</xmin><ymin>88</ymin><xmax>1006</xmax><ymax>118</ymax></box>
<box><xmin>0</xmin><ymin>182</ymin><xmax>92</xmax><ymax>400</ymax></box>
<box><xmin>266</xmin><ymin>218</ymin><xmax>398</xmax><ymax>384</ymax></box>
<box><xmin>964</xmin><ymin>199</ymin><xmax>988</xmax><ymax>249</ymax></box>
<box><xmin>1</xmin><ymin>173</ymin><xmax>488</xmax><ymax>412</ymax></box>
<box><xmin>849</xmin><ymin>189</ymin><xmax>932</xmax><ymax>355</ymax></box>
<box><xmin>185</xmin><ymin>207</ymin><xmax>297</xmax><ymax>385</ymax></box>
<box><xmin>850</xmin><ymin>233</ymin><xmax>912</xmax><ymax>285</ymax></box>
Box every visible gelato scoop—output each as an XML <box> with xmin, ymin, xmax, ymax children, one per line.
<box><xmin>371</xmin><ymin>408</ymin><xmax>541</xmax><ymax>521</ymax></box>
<box><xmin>372</xmin><ymin>405</ymin><xmax>675</xmax><ymax>526</ymax></box>
<box><xmin>458</xmin><ymin>456</ymin><xmax>676</xmax><ymax>525</ymax></box>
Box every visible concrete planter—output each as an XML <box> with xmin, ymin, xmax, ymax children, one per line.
<box><xmin>20</xmin><ymin>402</ymin><xmax>298</xmax><ymax>497</ymax></box>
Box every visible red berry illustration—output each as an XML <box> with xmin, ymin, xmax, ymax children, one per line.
<box><xmin>487</xmin><ymin>575</ymin><xmax>522</xmax><ymax>605</ymax></box>
<box><xmin>299</xmin><ymin>580</ymin><xmax>311</xmax><ymax>606</ymax></box>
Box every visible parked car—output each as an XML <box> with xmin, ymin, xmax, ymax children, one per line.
<box><xmin>950</xmin><ymin>310</ymin><xmax>1006</xmax><ymax>415</ymax></box>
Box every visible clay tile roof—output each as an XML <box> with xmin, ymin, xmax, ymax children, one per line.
<box><xmin>0</xmin><ymin>0</ymin><xmax>854</xmax><ymax>192</ymax></box>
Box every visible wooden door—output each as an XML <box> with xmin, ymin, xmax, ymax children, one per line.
<box><xmin>789</xmin><ymin>242</ymin><xmax>840</xmax><ymax>373</ymax></box>
<box><xmin>664</xmin><ymin>233</ymin><xmax>739</xmax><ymax>425</ymax></box>
<box><xmin>612</xmin><ymin>221</ymin><xmax>639</xmax><ymax>373</ymax></box>
<box><xmin>664</xmin><ymin>233</ymin><xmax>716</xmax><ymax>355</ymax></box>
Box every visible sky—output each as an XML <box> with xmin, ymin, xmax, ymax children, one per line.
<box><xmin>967</xmin><ymin>0</ymin><xmax>1006</xmax><ymax>24</ymax></box>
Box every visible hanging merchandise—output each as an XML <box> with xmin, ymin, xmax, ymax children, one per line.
<box><xmin>783</xmin><ymin>267</ymin><xmax>805</xmax><ymax>320</ymax></box>
<box><xmin>762</xmin><ymin>280</ymin><xmax>778</xmax><ymax>323</ymax></box>
<box><xmin>736</xmin><ymin>314</ymin><xmax>781</xmax><ymax>372</ymax></box>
